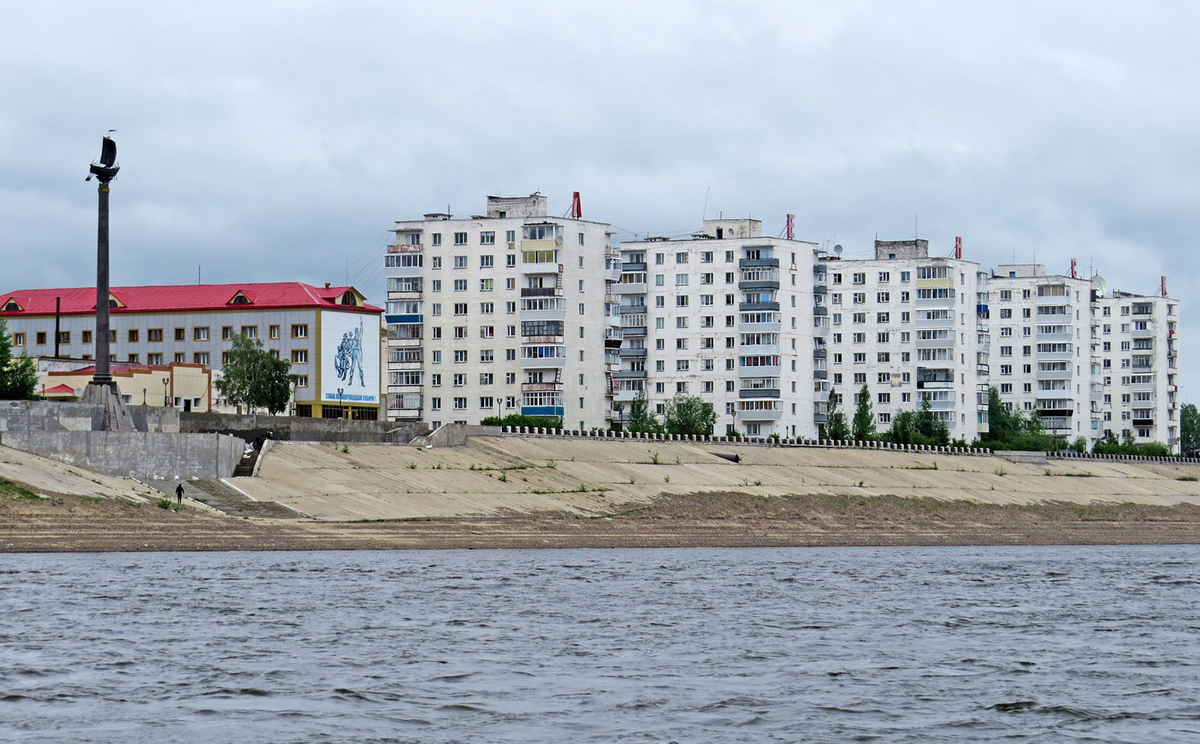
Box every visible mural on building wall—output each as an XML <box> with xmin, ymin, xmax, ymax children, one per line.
<box><xmin>321</xmin><ymin>313</ymin><xmax>380</xmax><ymax>405</ymax></box>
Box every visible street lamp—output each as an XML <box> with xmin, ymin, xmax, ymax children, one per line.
<box><xmin>338</xmin><ymin>387</ymin><xmax>344</xmax><ymax>419</ymax></box>
<box><xmin>162</xmin><ymin>377</ymin><xmax>169</xmax><ymax>407</ymax></box>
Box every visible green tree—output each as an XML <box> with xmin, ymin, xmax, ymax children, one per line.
<box><xmin>662</xmin><ymin>394</ymin><xmax>717</xmax><ymax>436</ymax></box>
<box><xmin>914</xmin><ymin>396</ymin><xmax>950</xmax><ymax>445</ymax></box>
<box><xmin>824</xmin><ymin>387</ymin><xmax>850</xmax><ymax>441</ymax></box>
<box><xmin>0</xmin><ymin>318</ymin><xmax>36</xmax><ymax>400</ymax></box>
<box><xmin>215</xmin><ymin>334</ymin><xmax>294</xmax><ymax>414</ymax></box>
<box><xmin>852</xmin><ymin>383</ymin><xmax>875</xmax><ymax>441</ymax></box>
<box><xmin>1182</xmin><ymin>403</ymin><xmax>1200</xmax><ymax>456</ymax></box>
<box><xmin>627</xmin><ymin>390</ymin><xmax>662</xmax><ymax>434</ymax></box>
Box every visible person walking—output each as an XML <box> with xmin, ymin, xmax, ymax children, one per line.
<box><xmin>175</xmin><ymin>483</ymin><xmax>184</xmax><ymax>506</ymax></box>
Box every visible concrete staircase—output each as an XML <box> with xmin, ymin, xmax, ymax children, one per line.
<box><xmin>149</xmin><ymin>478</ymin><xmax>307</xmax><ymax>519</ymax></box>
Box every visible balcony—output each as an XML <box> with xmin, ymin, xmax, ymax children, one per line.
<box><xmin>739</xmin><ymin>278</ymin><xmax>780</xmax><ymax>291</ymax></box>
<box><xmin>521</xmin><ymin>354</ymin><xmax>566</xmax><ymax>370</ymax></box>
<box><xmin>521</xmin><ymin>406</ymin><xmax>564</xmax><ymax>417</ymax></box>
<box><xmin>813</xmin><ymin>305</ymin><xmax>828</xmax><ymax>316</ymax></box>
<box><xmin>813</xmin><ymin>369</ymin><xmax>828</xmax><ymax>379</ymax></box>
<box><xmin>522</xmin><ymin>262</ymin><xmax>560</xmax><ymax>275</ymax></box>
<box><xmin>522</xmin><ymin>335</ymin><xmax>565</xmax><ymax>345</ymax></box>
<box><xmin>622</xmin><ymin>261</ymin><xmax>647</xmax><ymax>272</ymax></box>
<box><xmin>618</xmin><ymin>347</ymin><xmax>647</xmax><ymax>358</ymax></box>
<box><xmin>739</xmin><ymin>388</ymin><xmax>780</xmax><ymax>399</ymax></box>
<box><xmin>737</xmin><ymin>407</ymin><xmax>783</xmax><ymax>421</ymax></box>
<box><xmin>813</xmin><ymin>348</ymin><xmax>827</xmax><ymax>359</ymax></box>
<box><xmin>616</xmin><ymin>282</ymin><xmax>647</xmax><ymax>295</ymax></box>
<box><xmin>740</xmin><ymin>301</ymin><xmax>780</xmax><ymax>312</ymax></box>
<box><xmin>619</xmin><ymin>304</ymin><xmax>647</xmax><ymax>316</ymax></box>
<box><xmin>613</xmin><ymin>369</ymin><xmax>647</xmax><ymax>379</ymax></box>
<box><xmin>739</xmin><ymin>257</ymin><xmax>780</xmax><ymax>269</ymax></box>
<box><xmin>521</xmin><ymin>287</ymin><xmax>561</xmax><ymax>298</ymax></box>
<box><xmin>386</xmin><ymin>243</ymin><xmax>423</xmax><ymax>253</ymax></box>
<box><xmin>520</xmin><ymin>382</ymin><xmax>563</xmax><ymax>393</ymax></box>
<box><xmin>622</xmin><ymin>325</ymin><xmax>647</xmax><ymax>337</ymax></box>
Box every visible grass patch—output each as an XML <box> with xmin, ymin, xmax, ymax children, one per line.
<box><xmin>1045</xmin><ymin>471</ymin><xmax>1097</xmax><ymax>477</ymax></box>
<box><xmin>0</xmin><ymin>477</ymin><xmax>41</xmax><ymax>500</ymax></box>
<box><xmin>1177</xmin><ymin>475</ymin><xmax>1199</xmax><ymax>482</ymax></box>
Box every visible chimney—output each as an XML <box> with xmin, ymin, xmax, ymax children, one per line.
<box><xmin>325</xmin><ymin>282</ymin><xmax>331</xmax><ymax>288</ymax></box>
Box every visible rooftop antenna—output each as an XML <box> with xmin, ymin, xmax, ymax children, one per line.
<box><xmin>834</xmin><ymin>244</ymin><xmax>844</xmax><ymax>257</ymax></box>
<box><xmin>1092</xmin><ymin>274</ymin><xmax>1109</xmax><ymax>298</ymax></box>
<box><xmin>914</xmin><ymin>212</ymin><xmax>919</xmax><ymax>239</ymax></box>
<box><xmin>702</xmin><ymin>186</ymin><xmax>710</xmax><ymax>222</ymax></box>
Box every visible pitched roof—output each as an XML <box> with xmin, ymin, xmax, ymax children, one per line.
<box><xmin>0</xmin><ymin>282</ymin><xmax>381</xmax><ymax>317</ymax></box>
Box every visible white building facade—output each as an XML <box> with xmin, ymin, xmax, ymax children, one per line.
<box><xmin>384</xmin><ymin>194</ymin><xmax>619</xmax><ymax>429</ymax></box>
<box><xmin>987</xmin><ymin>265</ymin><xmax>1180</xmax><ymax>451</ymax></box>
<box><xmin>616</xmin><ymin>219</ymin><xmax>822</xmax><ymax>438</ymax></box>
<box><xmin>822</xmin><ymin>240</ymin><xmax>992</xmax><ymax>441</ymax></box>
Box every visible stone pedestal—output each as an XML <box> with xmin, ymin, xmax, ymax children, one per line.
<box><xmin>82</xmin><ymin>381</ymin><xmax>137</xmax><ymax>432</ymax></box>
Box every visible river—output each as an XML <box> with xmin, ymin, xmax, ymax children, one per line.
<box><xmin>2</xmin><ymin>546</ymin><xmax>1198</xmax><ymax>742</ymax></box>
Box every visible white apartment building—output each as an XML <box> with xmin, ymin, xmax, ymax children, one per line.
<box><xmin>988</xmin><ymin>265</ymin><xmax>1094</xmax><ymax>440</ymax></box>
<box><xmin>822</xmin><ymin>240</ymin><xmax>992</xmax><ymax>440</ymax></box>
<box><xmin>384</xmin><ymin>194</ymin><xmax>619</xmax><ymax>429</ymax></box>
<box><xmin>1090</xmin><ymin>290</ymin><xmax>1179</xmax><ymax>448</ymax></box>
<box><xmin>615</xmin><ymin>219</ymin><xmax>822</xmax><ymax>438</ymax></box>
<box><xmin>988</xmin><ymin>264</ymin><xmax>1180</xmax><ymax>451</ymax></box>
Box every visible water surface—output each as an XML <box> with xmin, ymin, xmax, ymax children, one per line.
<box><xmin>2</xmin><ymin>546</ymin><xmax>1198</xmax><ymax>742</ymax></box>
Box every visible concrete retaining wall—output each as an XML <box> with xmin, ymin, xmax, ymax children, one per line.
<box><xmin>2</xmin><ymin>431</ymin><xmax>244</xmax><ymax>480</ymax></box>
<box><xmin>410</xmin><ymin>423</ymin><xmax>502</xmax><ymax>448</ymax></box>
<box><xmin>0</xmin><ymin>400</ymin><xmax>180</xmax><ymax>434</ymax></box>
<box><xmin>179</xmin><ymin>411</ymin><xmax>427</xmax><ymax>444</ymax></box>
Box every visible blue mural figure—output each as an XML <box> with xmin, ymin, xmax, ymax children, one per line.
<box><xmin>333</xmin><ymin>320</ymin><xmax>365</xmax><ymax>388</ymax></box>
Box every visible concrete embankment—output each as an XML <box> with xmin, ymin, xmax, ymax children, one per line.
<box><xmin>234</xmin><ymin>437</ymin><xmax>1200</xmax><ymax>521</ymax></box>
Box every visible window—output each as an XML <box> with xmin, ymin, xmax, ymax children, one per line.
<box><xmin>453</xmin><ymin>374</ymin><xmax>466</xmax><ymax>387</ymax></box>
<box><xmin>12</xmin><ymin>332</ymin><xmax>25</xmax><ymax>347</ymax></box>
<box><xmin>480</xmin><ymin>278</ymin><xmax>494</xmax><ymax>292</ymax></box>
<box><xmin>292</xmin><ymin>324</ymin><xmax>308</xmax><ymax>339</ymax></box>
<box><xmin>194</xmin><ymin>327</ymin><xmax>209</xmax><ymax>341</ymax></box>
<box><xmin>852</xmin><ymin>272</ymin><xmax>866</xmax><ymax>284</ymax></box>
<box><xmin>175</xmin><ymin>328</ymin><xmax>186</xmax><ymax>341</ymax></box>
<box><xmin>454</xmin><ymin>232</ymin><xmax>468</xmax><ymax>245</ymax></box>
<box><xmin>480</xmin><ymin>231</ymin><xmax>495</xmax><ymax>245</ymax></box>
<box><xmin>127</xmin><ymin>329</ymin><xmax>139</xmax><ymax>343</ymax></box>
<box><xmin>506</xmin><ymin>254</ymin><xmax>517</xmax><ymax>267</ymax></box>
<box><xmin>193</xmin><ymin>352</ymin><xmax>210</xmax><ymax>365</ymax></box>
<box><xmin>269</xmin><ymin>325</ymin><xmax>280</xmax><ymax>340</ymax></box>
<box><xmin>454</xmin><ymin>350</ymin><xmax>468</xmax><ymax>363</ymax></box>
<box><xmin>221</xmin><ymin>326</ymin><xmax>234</xmax><ymax>340</ymax></box>
<box><xmin>291</xmin><ymin>349</ymin><xmax>308</xmax><ymax>364</ymax></box>
<box><xmin>147</xmin><ymin>352</ymin><xmax>163</xmax><ymax>366</ymax></box>
<box><xmin>453</xmin><ymin>279</ymin><xmax>467</xmax><ymax>291</ymax></box>
<box><xmin>240</xmin><ymin>326</ymin><xmax>257</xmax><ymax>339</ymax></box>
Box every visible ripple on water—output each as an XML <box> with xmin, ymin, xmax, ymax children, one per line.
<box><xmin>1</xmin><ymin>546</ymin><xmax>1199</xmax><ymax>743</ymax></box>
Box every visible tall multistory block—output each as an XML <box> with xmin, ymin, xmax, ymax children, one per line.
<box><xmin>383</xmin><ymin>194</ymin><xmax>617</xmax><ymax>429</ymax></box>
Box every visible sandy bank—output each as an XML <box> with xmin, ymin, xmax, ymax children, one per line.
<box><xmin>236</xmin><ymin>438</ymin><xmax>1200</xmax><ymax>521</ymax></box>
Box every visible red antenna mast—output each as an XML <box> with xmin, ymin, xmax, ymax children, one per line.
<box><xmin>569</xmin><ymin>191</ymin><xmax>582</xmax><ymax>219</ymax></box>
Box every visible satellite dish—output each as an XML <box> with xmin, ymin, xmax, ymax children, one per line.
<box><xmin>1092</xmin><ymin>275</ymin><xmax>1108</xmax><ymax>297</ymax></box>
<box><xmin>833</xmin><ymin>244</ymin><xmax>843</xmax><ymax>256</ymax></box>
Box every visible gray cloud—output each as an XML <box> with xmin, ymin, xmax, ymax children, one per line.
<box><xmin>1</xmin><ymin>0</ymin><xmax>1196</xmax><ymax>394</ymax></box>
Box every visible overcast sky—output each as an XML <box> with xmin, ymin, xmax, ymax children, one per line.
<box><xmin>1</xmin><ymin>1</ymin><xmax>1196</xmax><ymax>394</ymax></box>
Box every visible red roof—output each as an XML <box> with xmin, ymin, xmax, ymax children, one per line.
<box><xmin>0</xmin><ymin>282</ymin><xmax>381</xmax><ymax>317</ymax></box>
<box><xmin>42</xmin><ymin>383</ymin><xmax>78</xmax><ymax>395</ymax></box>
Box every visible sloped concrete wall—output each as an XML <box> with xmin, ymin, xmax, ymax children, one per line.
<box><xmin>3</xmin><ymin>431</ymin><xmax>244</xmax><ymax>480</ymax></box>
